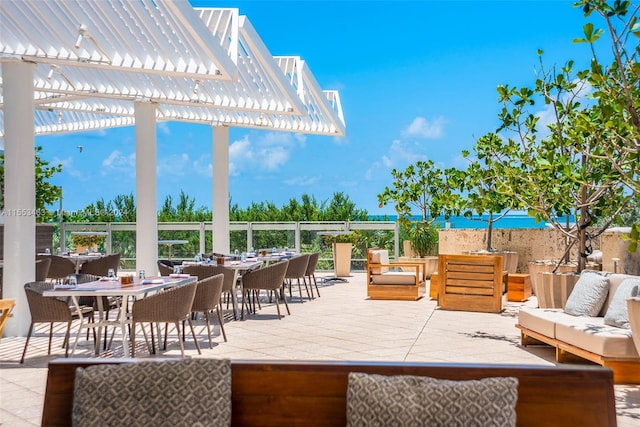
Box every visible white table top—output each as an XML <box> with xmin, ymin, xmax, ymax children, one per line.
<box><xmin>43</xmin><ymin>275</ymin><xmax>196</xmax><ymax>298</ymax></box>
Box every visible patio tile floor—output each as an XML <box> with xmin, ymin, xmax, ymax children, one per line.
<box><xmin>1</xmin><ymin>272</ymin><xmax>638</xmax><ymax>426</ymax></box>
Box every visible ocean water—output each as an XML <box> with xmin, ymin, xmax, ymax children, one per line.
<box><xmin>368</xmin><ymin>213</ymin><xmax>560</xmax><ymax>229</ymax></box>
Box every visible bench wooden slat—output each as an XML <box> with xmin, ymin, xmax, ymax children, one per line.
<box><xmin>42</xmin><ymin>359</ymin><xmax>616</xmax><ymax>427</ymax></box>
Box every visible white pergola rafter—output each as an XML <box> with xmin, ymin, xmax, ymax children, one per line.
<box><xmin>0</xmin><ymin>5</ymin><xmax>345</xmax><ymax>137</ymax></box>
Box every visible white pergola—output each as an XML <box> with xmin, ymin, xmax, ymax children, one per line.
<box><xmin>0</xmin><ymin>0</ymin><xmax>345</xmax><ymax>336</ymax></box>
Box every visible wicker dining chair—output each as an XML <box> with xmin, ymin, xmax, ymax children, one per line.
<box><xmin>305</xmin><ymin>252</ymin><xmax>321</xmax><ymax>298</ymax></box>
<box><xmin>182</xmin><ymin>264</ymin><xmax>237</xmax><ymax>319</ymax></box>
<box><xmin>157</xmin><ymin>260</ymin><xmax>174</xmax><ymax>276</ymax></box>
<box><xmin>35</xmin><ymin>258</ymin><xmax>52</xmax><ymax>282</ymax></box>
<box><xmin>37</xmin><ymin>255</ymin><xmax>76</xmax><ymax>280</ymax></box>
<box><xmin>79</xmin><ymin>254</ymin><xmax>121</xmax><ymax>276</ymax></box>
<box><xmin>21</xmin><ymin>281</ymin><xmax>95</xmax><ymax>363</ymax></box>
<box><xmin>191</xmin><ymin>274</ymin><xmax>227</xmax><ymax>348</ymax></box>
<box><xmin>130</xmin><ymin>281</ymin><xmax>200</xmax><ymax>358</ymax></box>
<box><xmin>241</xmin><ymin>260</ymin><xmax>289</xmax><ymax>319</ymax></box>
<box><xmin>285</xmin><ymin>254</ymin><xmax>311</xmax><ymax>302</ymax></box>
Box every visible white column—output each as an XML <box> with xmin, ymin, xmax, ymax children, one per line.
<box><xmin>2</xmin><ymin>61</ymin><xmax>36</xmax><ymax>336</ymax></box>
<box><xmin>135</xmin><ymin>102</ymin><xmax>158</xmax><ymax>275</ymax></box>
<box><xmin>212</xmin><ymin>126</ymin><xmax>230</xmax><ymax>254</ymax></box>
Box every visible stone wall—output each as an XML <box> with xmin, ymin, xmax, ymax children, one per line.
<box><xmin>438</xmin><ymin>227</ymin><xmax>640</xmax><ymax>274</ymax></box>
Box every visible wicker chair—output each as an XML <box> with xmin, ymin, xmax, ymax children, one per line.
<box><xmin>241</xmin><ymin>260</ymin><xmax>289</xmax><ymax>319</ymax></box>
<box><xmin>130</xmin><ymin>282</ymin><xmax>200</xmax><ymax>358</ymax></box>
<box><xmin>35</xmin><ymin>258</ymin><xmax>52</xmax><ymax>282</ymax></box>
<box><xmin>305</xmin><ymin>252</ymin><xmax>321</xmax><ymax>298</ymax></box>
<box><xmin>157</xmin><ymin>260</ymin><xmax>174</xmax><ymax>276</ymax></box>
<box><xmin>285</xmin><ymin>254</ymin><xmax>311</xmax><ymax>302</ymax></box>
<box><xmin>182</xmin><ymin>264</ymin><xmax>237</xmax><ymax>319</ymax></box>
<box><xmin>191</xmin><ymin>274</ymin><xmax>227</xmax><ymax>348</ymax></box>
<box><xmin>37</xmin><ymin>255</ymin><xmax>75</xmax><ymax>280</ymax></box>
<box><xmin>21</xmin><ymin>281</ymin><xmax>95</xmax><ymax>363</ymax></box>
<box><xmin>79</xmin><ymin>254</ymin><xmax>121</xmax><ymax>277</ymax></box>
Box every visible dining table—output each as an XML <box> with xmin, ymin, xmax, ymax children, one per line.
<box><xmin>43</xmin><ymin>275</ymin><xmax>196</xmax><ymax>357</ymax></box>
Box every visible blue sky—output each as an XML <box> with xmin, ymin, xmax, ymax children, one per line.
<box><xmin>34</xmin><ymin>1</ymin><xmax>599</xmax><ymax>215</ymax></box>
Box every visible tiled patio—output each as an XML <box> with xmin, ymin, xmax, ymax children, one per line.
<box><xmin>1</xmin><ymin>272</ymin><xmax>638</xmax><ymax>426</ymax></box>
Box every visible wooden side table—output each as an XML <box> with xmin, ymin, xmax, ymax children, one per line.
<box><xmin>508</xmin><ymin>273</ymin><xmax>532</xmax><ymax>302</ymax></box>
<box><xmin>429</xmin><ymin>272</ymin><xmax>438</xmax><ymax>300</ymax></box>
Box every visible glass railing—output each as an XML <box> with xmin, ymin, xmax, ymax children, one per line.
<box><xmin>58</xmin><ymin>221</ymin><xmax>400</xmax><ymax>271</ymax></box>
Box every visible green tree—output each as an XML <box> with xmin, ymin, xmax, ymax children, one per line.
<box><xmin>0</xmin><ymin>146</ymin><xmax>62</xmax><ymax>222</ymax></box>
<box><xmin>377</xmin><ymin>160</ymin><xmax>459</xmax><ymax>256</ymax></box>
<box><xmin>476</xmin><ymin>0</ymin><xmax>638</xmax><ymax>270</ymax></box>
<box><xmin>450</xmin><ymin>144</ymin><xmax>525</xmax><ymax>252</ymax></box>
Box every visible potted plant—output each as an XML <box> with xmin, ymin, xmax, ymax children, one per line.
<box><xmin>71</xmin><ymin>233</ymin><xmax>106</xmax><ymax>253</ymax></box>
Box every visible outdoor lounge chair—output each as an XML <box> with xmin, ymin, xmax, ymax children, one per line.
<box><xmin>437</xmin><ymin>254</ymin><xmax>507</xmax><ymax>313</ymax></box>
<box><xmin>366</xmin><ymin>249</ymin><xmax>426</xmax><ymax>300</ymax></box>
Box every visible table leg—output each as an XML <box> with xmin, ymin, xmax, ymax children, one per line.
<box><xmin>69</xmin><ymin>296</ymin><xmax>85</xmax><ymax>355</ymax></box>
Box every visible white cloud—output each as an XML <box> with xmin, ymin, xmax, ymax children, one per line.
<box><xmin>284</xmin><ymin>176</ymin><xmax>319</xmax><ymax>186</ymax></box>
<box><xmin>228</xmin><ymin>132</ymin><xmax>306</xmax><ymax>176</ymax></box>
<box><xmin>402</xmin><ymin>116</ymin><xmax>445</xmax><ymax>139</ymax></box>
<box><xmin>102</xmin><ymin>150</ymin><xmax>135</xmax><ymax>169</ymax></box>
<box><xmin>158</xmin><ymin>122</ymin><xmax>171</xmax><ymax>136</ymax></box>
<box><xmin>52</xmin><ymin>156</ymin><xmax>86</xmax><ymax>179</ymax></box>
<box><xmin>157</xmin><ymin>153</ymin><xmax>190</xmax><ymax>177</ymax></box>
<box><xmin>192</xmin><ymin>154</ymin><xmax>212</xmax><ymax>178</ymax></box>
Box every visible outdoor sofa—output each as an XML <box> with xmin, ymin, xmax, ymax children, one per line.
<box><xmin>517</xmin><ymin>271</ymin><xmax>640</xmax><ymax>383</ymax></box>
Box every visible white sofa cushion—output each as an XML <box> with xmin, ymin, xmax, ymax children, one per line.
<box><xmin>555</xmin><ymin>316</ymin><xmax>639</xmax><ymax>359</ymax></box>
<box><xmin>604</xmin><ymin>278</ymin><xmax>640</xmax><ymax>329</ymax></box>
<box><xmin>517</xmin><ymin>307</ymin><xmax>568</xmax><ymax>339</ymax></box>
<box><xmin>369</xmin><ymin>250</ymin><xmax>389</xmax><ymax>274</ymax></box>
<box><xmin>371</xmin><ymin>271</ymin><xmax>423</xmax><ymax>285</ymax></box>
<box><xmin>564</xmin><ymin>271</ymin><xmax>610</xmax><ymax>316</ymax></box>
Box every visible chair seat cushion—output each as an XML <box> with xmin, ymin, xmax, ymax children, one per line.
<box><xmin>555</xmin><ymin>316</ymin><xmax>639</xmax><ymax>359</ymax></box>
<box><xmin>371</xmin><ymin>271</ymin><xmax>422</xmax><ymax>285</ymax></box>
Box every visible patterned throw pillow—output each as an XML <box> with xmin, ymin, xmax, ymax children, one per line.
<box><xmin>564</xmin><ymin>270</ymin><xmax>610</xmax><ymax>316</ymax></box>
<box><xmin>604</xmin><ymin>278</ymin><xmax>640</xmax><ymax>328</ymax></box>
<box><xmin>347</xmin><ymin>372</ymin><xmax>518</xmax><ymax>427</ymax></box>
<box><xmin>73</xmin><ymin>359</ymin><xmax>231</xmax><ymax>427</ymax></box>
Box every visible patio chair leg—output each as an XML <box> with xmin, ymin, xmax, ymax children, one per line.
<box><xmin>131</xmin><ymin>323</ymin><xmax>136</xmax><ymax>357</ymax></box>
<box><xmin>274</xmin><ymin>298</ymin><xmax>281</xmax><ymax>320</ymax></box>
<box><xmin>313</xmin><ymin>274</ymin><xmax>320</xmax><ymax>297</ymax></box>
<box><xmin>203</xmin><ymin>310</ymin><xmax>213</xmax><ymax>349</ymax></box>
<box><xmin>216</xmin><ymin>306</ymin><xmax>227</xmax><ymax>342</ymax></box>
<box><xmin>187</xmin><ymin>318</ymin><xmax>201</xmax><ymax>355</ymax></box>
<box><xmin>280</xmin><ymin>287</ymin><xmax>290</xmax><ymax>315</ymax></box>
<box><xmin>163</xmin><ymin>322</ymin><xmax>169</xmax><ymax>350</ymax></box>
<box><xmin>51</xmin><ymin>323</ymin><xmax>56</xmax><ymax>353</ymax></box>
<box><xmin>63</xmin><ymin>322</ymin><xmax>71</xmax><ymax>358</ymax></box>
<box><xmin>176</xmin><ymin>321</ymin><xmax>185</xmax><ymax>357</ymax></box>
<box><xmin>20</xmin><ymin>323</ymin><xmax>34</xmax><ymax>364</ymax></box>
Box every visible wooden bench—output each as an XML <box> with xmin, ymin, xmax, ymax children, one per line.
<box><xmin>438</xmin><ymin>253</ymin><xmax>507</xmax><ymax>313</ymax></box>
<box><xmin>42</xmin><ymin>359</ymin><xmax>616</xmax><ymax>426</ymax></box>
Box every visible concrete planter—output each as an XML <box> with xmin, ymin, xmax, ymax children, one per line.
<box><xmin>333</xmin><ymin>242</ymin><xmax>352</xmax><ymax>277</ymax></box>
<box><xmin>536</xmin><ymin>272</ymin><xmax>580</xmax><ymax>308</ymax></box>
<box><xmin>528</xmin><ymin>261</ymin><xmax>577</xmax><ymax>296</ymax></box>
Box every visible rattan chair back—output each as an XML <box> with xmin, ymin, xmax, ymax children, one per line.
<box><xmin>79</xmin><ymin>254</ymin><xmax>121</xmax><ymax>276</ymax></box>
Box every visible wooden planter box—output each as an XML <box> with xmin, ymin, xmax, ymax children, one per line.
<box><xmin>507</xmin><ymin>273</ymin><xmax>532</xmax><ymax>302</ymax></box>
<box><xmin>333</xmin><ymin>242</ymin><xmax>352</xmax><ymax>277</ymax></box>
